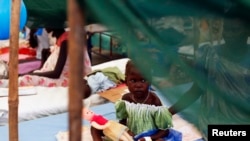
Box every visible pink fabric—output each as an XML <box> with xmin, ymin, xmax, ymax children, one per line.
<box><xmin>18</xmin><ymin>60</ymin><xmax>41</xmax><ymax>75</ymax></box>
<box><xmin>0</xmin><ymin>53</ymin><xmax>40</xmax><ymax>74</ymax></box>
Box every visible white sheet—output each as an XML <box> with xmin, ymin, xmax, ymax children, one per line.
<box><xmin>0</xmin><ymin>58</ymin><xmax>129</xmax><ymax>124</ymax></box>
<box><xmin>0</xmin><ymin>87</ymin><xmax>37</xmax><ymax>97</ymax></box>
<box><xmin>0</xmin><ymin>86</ymin><xmax>68</xmax><ymax>122</ymax></box>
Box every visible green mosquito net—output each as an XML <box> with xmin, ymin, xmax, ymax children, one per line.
<box><xmin>22</xmin><ymin>0</ymin><xmax>250</xmax><ymax>139</ymax></box>
<box><xmin>84</xmin><ymin>0</ymin><xmax>250</xmax><ymax>138</ymax></box>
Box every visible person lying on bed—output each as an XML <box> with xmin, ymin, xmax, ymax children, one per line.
<box><xmin>0</xmin><ymin>28</ymin><xmax>92</xmax><ymax>87</ymax></box>
<box><xmin>91</xmin><ymin>60</ymin><xmax>181</xmax><ymax>141</ymax></box>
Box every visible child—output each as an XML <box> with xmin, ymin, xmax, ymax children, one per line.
<box><xmin>82</xmin><ymin>107</ymin><xmax>133</xmax><ymax>141</ymax></box>
<box><xmin>91</xmin><ymin>60</ymin><xmax>180</xmax><ymax>141</ymax></box>
<box><xmin>116</xmin><ymin>60</ymin><xmax>174</xmax><ymax>141</ymax></box>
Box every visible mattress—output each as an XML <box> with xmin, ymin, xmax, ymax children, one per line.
<box><xmin>0</xmin><ymin>102</ymin><xmax>202</xmax><ymax>141</ymax></box>
<box><xmin>0</xmin><ymin>58</ymin><xmax>129</xmax><ymax>125</ymax></box>
<box><xmin>0</xmin><ymin>57</ymin><xmax>203</xmax><ymax>141</ymax></box>
<box><xmin>0</xmin><ymin>102</ymin><xmax>116</xmax><ymax>141</ymax></box>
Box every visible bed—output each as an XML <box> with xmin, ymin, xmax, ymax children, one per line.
<box><xmin>0</xmin><ymin>39</ymin><xmax>37</xmax><ymax>62</ymax></box>
<box><xmin>0</xmin><ymin>58</ymin><xmax>129</xmax><ymax>124</ymax></box>
<box><xmin>0</xmin><ymin>102</ymin><xmax>116</xmax><ymax>141</ymax></box>
<box><xmin>86</xmin><ymin>24</ymin><xmax>127</xmax><ymax>59</ymax></box>
<box><xmin>0</xmin><ymin>58</ymin><xmax>202</xmax><ymax>141</ymax></box>
<box><xmin>0</xmin><ymin>39</ymin><xmax>41</xmax><ymax>75</ymax></box>
<box><xmin>0</xmin><ymin>83</ymin><xmax>203</xmax><ymax>141</ymax></box>
<box><xmin>90</xmin><ymin>31</ymin><xmax>127</xmax><ymax>59</ymax></box>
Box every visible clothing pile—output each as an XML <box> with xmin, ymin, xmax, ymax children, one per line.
<box><xmin>86</xmin><ymin>66</ymin><xmax>125</xmax><ymax>94</ymax></box>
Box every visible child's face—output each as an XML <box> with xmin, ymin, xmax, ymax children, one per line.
<box><xmin>126</xmin><ymin>68</ymin><xmax>150</xmax><ymax>97</ymax></box>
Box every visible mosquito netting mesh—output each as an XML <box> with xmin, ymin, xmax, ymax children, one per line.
<box><xmin>84</xmin><ymin>0</ymin><xmax>250</xmax><ymax>139</ymax></box>
<box><xmin>21</xmin><ymin>0</ymin><xmax>250</xmax><ymax>139</ymax></box>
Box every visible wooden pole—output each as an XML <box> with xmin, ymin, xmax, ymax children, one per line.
<box><xmin>67</xmin><ymin>0</ymin><xmax>85</xmax><ymax>141</ymax></box>
<box><xmin>8</xmin><ymin>0</ymin><xmax>21</xmax><ymax>141</ymax></box>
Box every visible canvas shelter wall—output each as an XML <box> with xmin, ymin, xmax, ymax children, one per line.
<box><xmin>23</xmin><ymin>0</ymin><xmax>98</xmax><ymax>28</ymax></box>
<box><xmin>23</xmin><ymin>0</ymin><xmax>250</xmax><ymax>29</ymax></box>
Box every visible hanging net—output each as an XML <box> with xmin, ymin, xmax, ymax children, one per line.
<box><xmin>21</xmin><ymin>0</ymin><xmax>250</xmax><ymax>139</ymax></box>
<box><xmin>83</xmin><ymin>0</ymin><xmax>250</xmax><ymax>139</ymax></box>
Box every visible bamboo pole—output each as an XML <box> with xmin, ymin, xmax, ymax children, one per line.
<box><xmin>8</xmin><ymin>0</ymin><xmax>21</xmax><ymax>141</ymax></box>
<box><xmin>67</xmin><ymin>0</ymin><xmax>86</xmax><ymax>141</ymax></box>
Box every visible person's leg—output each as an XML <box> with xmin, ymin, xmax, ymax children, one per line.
<box><xmin>90</xmin><ymin>126</ymin><xmax>104</xmax><ymax>141</ymax></box>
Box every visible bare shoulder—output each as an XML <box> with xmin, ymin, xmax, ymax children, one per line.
<box><xmin>149</xmin><ymin>91</ymin><xmax>162</xmax><ymax>106</ymax></box>
<box><xmin>121</xmin><ymin>93</ymin><xmax>133</xmax><ymax>102</ymax></box>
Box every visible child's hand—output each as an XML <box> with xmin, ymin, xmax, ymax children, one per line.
<box><xmin>127</xmin><ymin>130</ymin><xmax>135</xmax><ymax>136</ymax></box>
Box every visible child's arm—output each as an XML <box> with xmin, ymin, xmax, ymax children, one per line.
<box><xmin>168</xmin><ymin>83</ymin><xmax>202</xmax><ymax>115</ymax></box>
<box><xmin>151</xmin><ymin>129</ymin><xmax>169</xmax><ymax>140</ymax></box>
<box><xmin>91</xmin><ymin>121</ymin><xmax>111</xmax><ymax>130</ymax></box>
